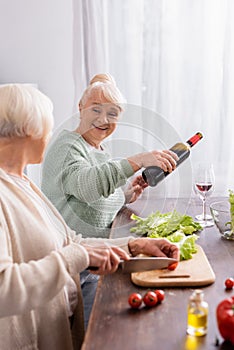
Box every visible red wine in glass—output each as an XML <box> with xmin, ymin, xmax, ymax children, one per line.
<box><xmin>195</xmin><ymin>183</ymin><xmax>213</xmax><ymax>197</ymax></box>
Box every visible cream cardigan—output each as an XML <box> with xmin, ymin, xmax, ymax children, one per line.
<box><xmin>0</xmin><ymin>169</ymin><xmax>133</xmax><ymax>349</ymax></box>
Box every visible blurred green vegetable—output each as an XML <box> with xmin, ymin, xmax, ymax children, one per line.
<box><xmin>130</xmin><ymin>210</ymin><xmax>202</xmax><ymax>260</ymax></box>
<box><xmin>228</xmin><ymin>190</ymin><xmax>234</xmax><ymax>233</ymax></box>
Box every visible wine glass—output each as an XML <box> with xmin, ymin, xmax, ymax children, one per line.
<box><xmin>193</xmin><ymin>162</ymin><xmax>215</xmax><ymax>227</ymax></box>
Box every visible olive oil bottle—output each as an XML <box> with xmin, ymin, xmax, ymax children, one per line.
<box><xmin>187</xmin><ymin>290</ymin><xmax>208</xmax><ymax>336</ymax></box>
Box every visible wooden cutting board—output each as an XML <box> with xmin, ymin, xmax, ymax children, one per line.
<box><xmin>131</xmin><ymin>245</ymin><xmax>215</xmax><ymax>287</ymax></box>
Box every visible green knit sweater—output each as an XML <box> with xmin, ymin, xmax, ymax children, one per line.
<box><xmin>41</xmin><ymin>130</ymin><xmax>134</xmax><ymax>238</ymax></box>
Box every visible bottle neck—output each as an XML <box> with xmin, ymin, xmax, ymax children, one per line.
<box><xmin>190</xmin><ymin>289</ymin><xmax>204</xmax><ymax>303</ymax></box>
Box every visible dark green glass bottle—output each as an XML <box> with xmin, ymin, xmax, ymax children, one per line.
<box><xmin>142</xmin><ymin>132</ymin><xmax>203</xmax><ymax>187</ymax></box>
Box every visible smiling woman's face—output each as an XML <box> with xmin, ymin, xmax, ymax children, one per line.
<box><xmin>78</xmin><ymin>93</ymin><xmax>121</xmax><ymax>148</ymax></box>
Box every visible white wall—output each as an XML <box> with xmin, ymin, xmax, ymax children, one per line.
<box><xmin>0</xmin><ymin>0</ymin><xmax>76</xmax><ymax>186</ymax></box>
<box><xmin>0</xmin><ymin>0</ymin><xmax>75</xmax><ymax>127</ymax></box>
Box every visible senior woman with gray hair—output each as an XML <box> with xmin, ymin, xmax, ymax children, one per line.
<box><xmin>42</xmin><ymin>74</ymin><xmax>178</xmax><ymax>240</ymax></box>
<box><xmin>41</xmin><ymin>73</ymin><xmax>179</xmax><ymax>329</ymax></box>
<box><xmin>0</xmin><ymin>84</ymin><xmax>179</xmax><ymax>350</ymax></box>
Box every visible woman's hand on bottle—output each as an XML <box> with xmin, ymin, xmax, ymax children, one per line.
<box><xmin>83</xmin><ymin>245</ymin><xmax>130</xmax><ymax>275</ymax></box>
<box><xmin>127</xmin><ymin>150</ymin><xmax>178</xmax><ymax>172</ymax></box>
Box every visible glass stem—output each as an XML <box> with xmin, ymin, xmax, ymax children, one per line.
<box><xmin>202</xmin><ymin>197</ymin><xmax>206</xmax><ymax>221</ymax></box>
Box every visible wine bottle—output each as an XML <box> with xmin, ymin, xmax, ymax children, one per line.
<box><xmin>142</xmin><ymin>132</ymin><xmax>203</xmax><ymax>187</ymax></box>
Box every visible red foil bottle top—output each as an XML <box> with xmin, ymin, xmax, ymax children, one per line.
<box><xmin>186</xmin><ymin>132</ymin><xmax>203</xmax><ymax>147</ymax></box>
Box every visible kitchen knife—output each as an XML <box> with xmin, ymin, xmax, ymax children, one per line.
<box><xmin>88</xmin><ymin>257</ymin><xmax>178</xmax><ymax>273</ymax></box>
<box><xmin>120</xmin><ymin>257</ymin><xmax>178</xmax><ymax>273</ymax></box>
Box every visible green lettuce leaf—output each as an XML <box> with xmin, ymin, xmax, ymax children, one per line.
<box><xmin>178</xmin><ymin>235</ymin><xmax>198</xmax><ymax>260</ymax></box>
<box><xmin>228</xmin><ymin>190</ymin><xmax>234</xmax><ymax>232</ymax></box>
<box><xmin>130</xmin><ymin>210</ymin><xmax>202</xmax><ymax>260</ymax></box>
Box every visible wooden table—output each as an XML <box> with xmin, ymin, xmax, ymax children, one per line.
<box><xmin>82</xmin><ymin>197</ymin><xmax>234</xmax><ymax>350</ymax></box>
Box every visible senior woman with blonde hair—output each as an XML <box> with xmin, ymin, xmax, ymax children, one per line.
<box><xmin>42</xmin><ymin>74</ymin><xmax>178</xmax><ymax>239</ymax></box>
<box><xmin>0</xmin><ymin>84</ymin><xmax>179</xmax><ymax>349</ymax></box>
<box><xmin>41</xmin><ymin>73</ymin><xmax>179</xmax><ymax>329</ymax></box>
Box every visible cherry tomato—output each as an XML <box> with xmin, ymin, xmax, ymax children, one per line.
<box><xmin>128</xmin><ymin>293</ymin><xmax>143</xmax><ymax>309</ymax></box>
<box><xmin>143</xmin><ymin>291</ymin><xmax>158</xmax><ymax>307</ymax></box>
<box><xmin>154</xmin><ymin>289</ymin><xmax>165</xmax><ymax>303</ymax></box>
<box><xmin>167</xmin><ymin>262</ymin><xmax>178</xmax><ymax>271</ymax></box>
<box><xmin>225</xmin><ymin>278</ymin><xmax>234</xmax><ymax>290</ymax></box>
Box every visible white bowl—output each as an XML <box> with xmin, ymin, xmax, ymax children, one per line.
<box><xmin>210</xmin><ymin>201</ymin><xmax>234</xmax><ymax>240</ymax></box>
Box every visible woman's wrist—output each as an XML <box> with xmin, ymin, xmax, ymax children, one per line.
<box><xmin>127</xmin><ymin>154</ymin><xmax>143</xmax><ymax>172</ymax></box>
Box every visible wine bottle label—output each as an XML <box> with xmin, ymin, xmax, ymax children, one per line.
<box><xmin>170</xmin><ymin>143</ymin><xmax>190</xmax><ymax>166</ymax></box>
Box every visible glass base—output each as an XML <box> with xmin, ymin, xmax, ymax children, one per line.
<box><xmin>195</xmin><ymin>219</ymin><xmax>214</xmax><ymax>228</ymax></box>
<box><xmin>195</xmin><ymin>214</ymin><xmax>213</xmax><ymax>221</ymax></box>
<box><xmin>222</xmin><ymin>231</ymin><xmax>234</xmax><ymax>240</ymax></box>
<box><xmin>187</xmin><ymin>325</ymin><xmax>207</xmax><ymax>337</ymax></box>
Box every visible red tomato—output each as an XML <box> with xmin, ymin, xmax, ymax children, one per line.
<box><xmin>128</xmin><ymin>293</ymin><xmax>143</xmax><ymax>309</ymax></box>
<box><xmin>225</xmin><ymin>278</ymin><xmax>234</xmax><ymax>290</ymax></box>
<box><xmin>154</xmin><ymin>289</ymin><xmax>165</xmax><ymax>303</ymax></box>
<box><xmin>143</xmin><ymin>291</ymin><xmax>158</xmax><ymax>307</ymax></box>
<box><xmin>216</xmin><ymin>295</ymin><xmax>234</xmax><ymax>345</ymax></box>
<box><xmin>167</xmin><ymin>262</ymin><xmax>178</xmax><ymax>271</ymax></box>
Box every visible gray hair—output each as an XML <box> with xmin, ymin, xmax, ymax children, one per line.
<box><xmin>79</xmin><ymin>73</ymin><xmax>126</xmax><ymax>111</ymax></box>
<box><xmin>0</xmin><ymin>84</ymin><xmax>54</xmax><ymax>138</ymax></box>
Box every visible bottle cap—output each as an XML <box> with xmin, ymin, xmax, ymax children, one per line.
<box><xmin>190</xmin><ymin>289</ymin><xmax>204</xmax><ymax>302</ymax></box>
<box><xmin>186</xmin><ymin>132</ymin><xmax>203</xmax><ymax>147</ymax></box>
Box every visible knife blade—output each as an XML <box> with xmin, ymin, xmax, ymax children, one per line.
<box><xmin>88</xmin><ymin>257</ymin><xmax>178</xmax><ymax>273</ymax></box>
<box><xmin>120</xmin><ymin>257</ymin><xmax>178</xmax><ymax>273</ymax></box>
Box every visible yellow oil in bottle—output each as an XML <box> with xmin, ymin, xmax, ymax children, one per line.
<box><xmin>187</xmin><ymin>290</ymin><xmax>208</xmax><ymax>336</ymax></box>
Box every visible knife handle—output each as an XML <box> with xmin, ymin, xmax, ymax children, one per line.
<box><xmin>88</xmin><ymin>259</ymin><xmax>125</xmax><ymax>271</ymax></box>
<box><xmin>87</xmin><ymin>266</ymin><xmax>99</xmax><ymax>271</ymax></box>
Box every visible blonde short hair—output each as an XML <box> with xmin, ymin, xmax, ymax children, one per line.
<box><xmin>79</xmin><ymin>73</ymin><xmax>126</xmax><ymax>111</ymax></box>
<box><xmin>0</xmin><ymin>84</ymin><xmax>54</xmax><ymax>138</ymax></box>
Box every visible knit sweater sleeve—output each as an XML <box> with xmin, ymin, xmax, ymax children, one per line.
<box><xmin>61</xmin><ymin>139</ymin><xmax>134</xmax><ymax>203</ymax></box>
<box><xmin>0</xmin><ymin>204</ymin><xmax>89</xmax><ymax>318</ymax></box>
<box><xmin>71</xmin><ymin>231</ymin><xmax>136</xmax><ymax>255</ymax></box>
